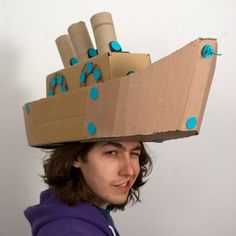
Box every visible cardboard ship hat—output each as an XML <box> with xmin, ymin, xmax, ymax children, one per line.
<box><xmin>23</xmin><ymin>12</ymin><xmax>218</xmax><ymax>147</ymax></box>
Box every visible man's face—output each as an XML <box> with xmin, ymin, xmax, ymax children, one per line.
<box><xmin>73</xmin><ymin>141</ymin><xmax>141</xmax><ymax>208</ymax></box>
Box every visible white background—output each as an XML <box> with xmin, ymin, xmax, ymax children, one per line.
<box><xmin>0</xmin><ymin>0</ymin><xmax>235</xmax><ymax>235</ymax></box>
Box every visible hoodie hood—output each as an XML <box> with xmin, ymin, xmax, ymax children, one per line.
<box><xmin>24</xmin><ymin>189</ymin><xmax>114</xmax><ymax>236</ymax></box>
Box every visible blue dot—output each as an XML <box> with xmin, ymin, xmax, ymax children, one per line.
<box><xmin>87</xmin><ymin>123</ymin><xmax>96</xmax><ymax>135</ymax></box>
<box><xmin>93</xmin><ymin>68</ymin><xmax>101</xmax><ymax>81</ymax></box>
<box><xmin>110</xmin><ymin>41</ymin><xmax>122</xmax><ymax>52</ymax></box>
<box><xmin>90</xmin><ymin>87</ymin><xmax>99</xmax><ymax>100</ymax></box>
<box><xmin>48</xmin><ymin>90</ymin><xmax>54</xmax><ymax>96</ymax></box>
<box><xmin>86</xmin><ymin>62</ymin><xmax>93</xmax><ymax>74</ymax></box>
<box><xmin>57</xmin><ymin>74</ymin><xmax>63</xmax><ymax>85</ymax></box>
<box><xmin>61</xmin><ymin>85</ymin><xmax>67</xmax><ymax>93</ymax></box>
<box><xmin>80</xmin><ymin>72</ymin><xmax>86</xmax><ymax>83</ymax></box>
<box><xmin>186</xmin><ymin>117</ymin><xmax>197</xmax><ymax>130</ymax></box>
<box><xmin>25</xmin><ymin>104</ymin><xmax>30</xmax><ymax>114</ymax></box>
<box><xmin>88</xmin><ymin>48</ymin><xmax>98</xmax><ymax>58</ymax></box>
<box><xmin>70</xmin><ymin>57</ymin><xmax>79</xmax><ymax>65</ymax></box>
<box><xmin>201</xmin><ymin>44</ymin><xmax>214</xmax><ymax>58</ymax></box>
<box><xmin>50</xmin><ymin>76</ymin><xmax>57</xmax><ymax>87</ymax></box>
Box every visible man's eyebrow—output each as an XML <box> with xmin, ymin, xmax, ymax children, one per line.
<box><xmin>131</xmin><ymin>146</ymin><xmax>142</xmax><ymax>152</ymax></box>
<box><xmin>101</xmin><ymin>142</ymin><xmax>141</xmax><ymax>151</ymax></box>
<box><xmin>101</xmin><ymin>142</ymin><xmax>123</xmax><ymax>149</ymax></box>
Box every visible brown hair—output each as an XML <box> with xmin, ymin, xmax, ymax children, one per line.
<box><xmin>42</xmin><ymin>141</ymin><xmax>153</xmax><ymax>211</ymax></box>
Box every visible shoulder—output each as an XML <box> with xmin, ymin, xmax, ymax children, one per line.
<box><xmin>29</xmin><ymin>193</ymin><xmax>111</xmax><ymax>236</ymax></box>
<box><xmin>38</xmin><ymin>218</ymin><xmax>108</xmax><ymax>236</ymax></box>
<box><xmin>61</xmin><ymin>233</ymin><xmax>87</xmax><ymax>236</ymax></box>
<box><xmin>60</xmin><ymin>231</ymin><xmax>96</xmax><ymax>236</ymax></box>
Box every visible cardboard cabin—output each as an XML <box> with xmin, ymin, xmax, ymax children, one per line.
<box><xmin>23</xmin><ymin>12</ymin><xmax>218</xmax><ymax>147</ymax></box>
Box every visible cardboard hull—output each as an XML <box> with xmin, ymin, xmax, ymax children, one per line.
<box><xmin>23</xmin><ymin>38</ymin><xmax>217</xmax><ymax>147</ymax></box>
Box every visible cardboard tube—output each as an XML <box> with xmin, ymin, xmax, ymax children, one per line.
<box><xmin>68</xmin><ymin>21</ymin><xmax>94</xmax><ymax>62</ymax></box>
<box><xmin>55</xmin><ymin>35</ymin><xmax>77</xmax><ymax>68</ymax></box>
<box><xmin>90</xmin><ymin>12</ymin><xmax>117</xmax><ymax>55</ymax></box>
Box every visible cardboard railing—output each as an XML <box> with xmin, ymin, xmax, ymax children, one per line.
<box><xmin>23</xmin><ymin>12</ymin><xmax>218</xmax><ymax>147</ymax></box>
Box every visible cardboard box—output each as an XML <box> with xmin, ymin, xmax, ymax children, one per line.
<box><xmin>46</xmin><ymin>53</ymin><xmax>151</xmax><ymax>96</ymax></box>
<box><xmin>23</xmin><ymin>38</ymin><xmax>217</xmax><ymax>147</ymax></box>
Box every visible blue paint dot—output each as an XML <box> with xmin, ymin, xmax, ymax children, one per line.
<box><xmin>61</xmin><ymin>85</ymin><xmax>67</xmax><ymax>93</ymax></box>
<box><xmin>48</xmin><ymin>90</ymin><xmax>54</xmax><ymax>96</ymax></box>
<box><xmin>93</xmin><ymin>68</ymin><xmax>101</xmax><ymax>81</ymax></box>
<box><xmin>70</xmin><ymin>57</ymin><xmax>79</xmax><ymax>65</ymax></box>
<box><xmin>90</xmin><ymin>87</ymin><xmax>99</xmax><ymax>100</ymax></box>
<box><xmin>86</xmin><ymin>62</ymin><xmax>93</xmax><ymax>74</ymax></box>
<box><xmin>88</xmin><ymin>48</ymin><xmax>98</xmax><ymax>58</ymax></box>
<box><xmin>25</xmin><ymin>104</ymin><xmax>30</xmax><ymax>114</ymax></box>
<box><xmin>186</xmin><ymin>117</ymin><xmax>197</xmax><ymax>130</ymax></box>
<box><xmin>110</xmin><ymin>41</ymin><xmax>122</xmax><ymax>52</ymax></box>
<box><xmin>57</xmin><ymin>74</ymin><xmax>63</xmax><ymax>85</ymax></box>
<box><xmin>80</xmin><ymin>72</ymin><xmax>86</xmax><ymax>83</ymax></box>
<box><xmin>50</xmin><ymin>76</ymin><xmax>57</xmax><ymax>87</ymax></box>
<box><xmin>87</xmin><ymin>123</ymin><xmax>96</xmax><ymax>135</ymax></box>
<box><xmin>201</xmin><ymin>44</ymin><xmax>214</xmax><ymax>58</ymax></box>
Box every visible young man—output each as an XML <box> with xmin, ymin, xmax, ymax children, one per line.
<box><xmin>24</xmin><ymin>140</ymin><xmax>152</xmax><ymax>236</ymax></box>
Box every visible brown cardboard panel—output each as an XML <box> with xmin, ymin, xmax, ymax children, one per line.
<box><xmin>24</xmin><ymin>88</ymin><xmax>88</xmax><ymax>146</ymax></box>
<box><xmin>24</xmin><ymin>38</ymin><xmax>217</xmax><ymax>147</ymax></box>
<box><xmin>109</xmin><ymin>52</ymin><xmax>151</xmax><ymax>81</ymax></box>
<box><xmin>111</xmin><ymin>41</ymin><xmax>197</xmax><ymax>136</ymax></box>
<box><xmin>46</xmin><ymin>53</ymin><xmax>150</xmax><ymax>96</ymax></box>
<box><xmin>84</xmin><ymin>79</ymin><xmax>121</xmax><ymax>137</ymax></box>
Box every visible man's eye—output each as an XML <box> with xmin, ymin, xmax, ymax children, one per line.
<box><xmin>131</xmin><ymin>152</ymin><xmax>141</xmax><ymax>157</ymax></box>
<box><xmin>105</xmin><ymin>150</ymin><xmax>118</xmax><ymax>155</ymax></box>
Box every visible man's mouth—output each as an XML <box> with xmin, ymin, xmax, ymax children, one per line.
<box><xmin>113</xmin><ymin>180</ymin><xmax>131</xmax><ymax>191</ymax></box>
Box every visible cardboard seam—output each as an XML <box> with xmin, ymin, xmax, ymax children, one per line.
<box><xmin>178</xmin><ymin>39</ymin><xmax>200</xmax><ymax>130</ymax></box>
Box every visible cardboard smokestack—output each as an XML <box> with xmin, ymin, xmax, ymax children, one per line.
<box><xmin>68</xmin><ymin>21</ymin><xmax>94</xmax><ymax>62</ymax></box>
<box><xmin>90</xmin><ymin>12</ymin><xmax>117</xmax><ymax>55</ymax></box>
<box><xmin>55</xmin><ymin>35</ymin><xmax>77</xmax><ymax>68</ymax></box>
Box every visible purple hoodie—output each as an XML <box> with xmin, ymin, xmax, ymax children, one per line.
<box><xmin>24</xmin><ymin>189</ymin><xmax>119</xmax><ymax>236</ymax></box>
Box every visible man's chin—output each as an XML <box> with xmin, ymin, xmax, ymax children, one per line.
<box><xmin>109</xmin><ymin>196</ymin><xmax>129</xmax><ymax>206</ymax></box>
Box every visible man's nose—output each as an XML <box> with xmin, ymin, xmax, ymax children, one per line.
<box><xmin>119</xmin><ymin>153</ymin><xmax>135</xmax><ymax>177</ymax></box>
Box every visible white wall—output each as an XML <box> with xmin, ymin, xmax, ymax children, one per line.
<box><xmin>0</xmin><ymin>0</ymin><xmax>235</xmax><ymax>235</ymax></box>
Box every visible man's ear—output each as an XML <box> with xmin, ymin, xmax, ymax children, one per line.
<box><xmin>72</xmin><ymin>160</ymin><xmax>81</xmax><ymax>168</ymax></box>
